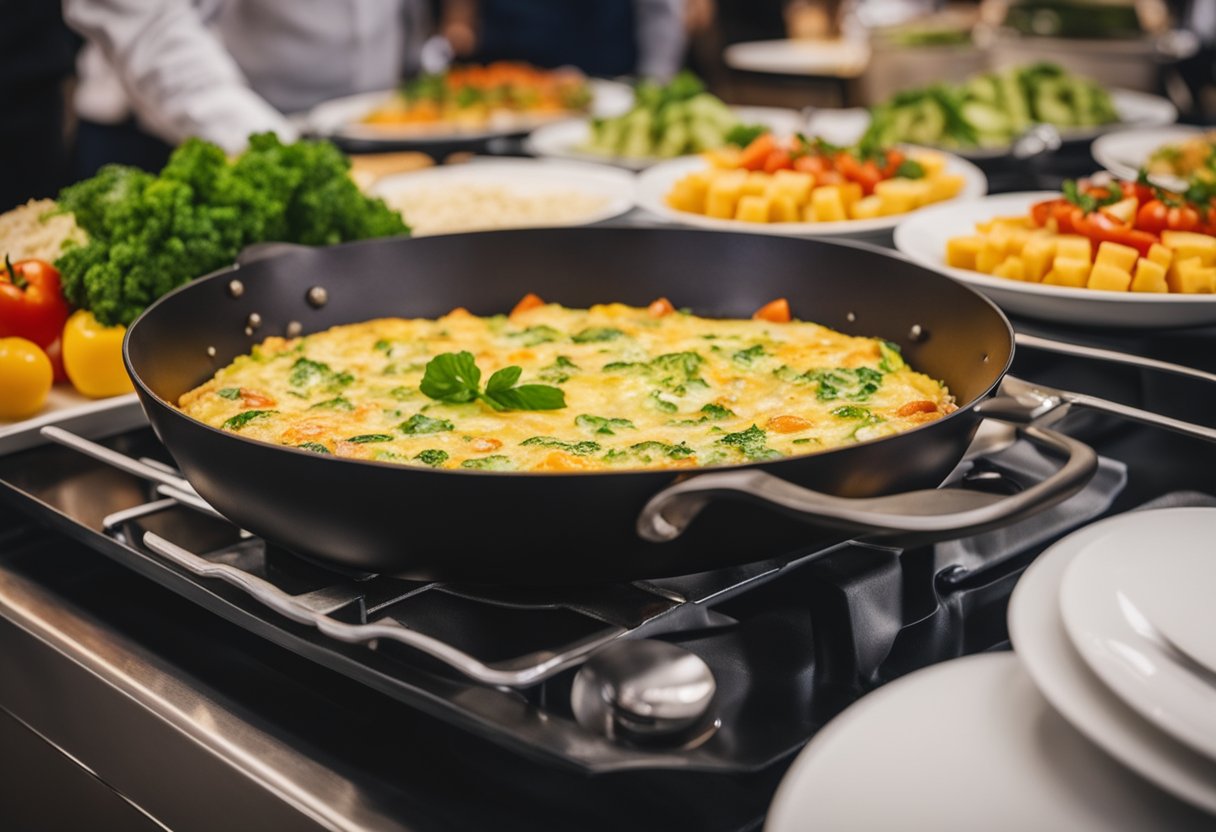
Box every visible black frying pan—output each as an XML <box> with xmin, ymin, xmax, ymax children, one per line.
<box><xmin>124</xmin><ymin>228</ymin><xmax>1095</xmax><ymax>583</ymax></box>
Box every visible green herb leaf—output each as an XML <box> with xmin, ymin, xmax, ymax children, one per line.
<box><xmin>538</xmin><ymin>355</ymin><xmax>579</xmax><ymax>384</ymax></box>
<box><xmin>895</xmin><ymin>159</ymin><xmax>926</xmax><ymax>179</ymax></box>
<box><xmin>346</xmin><ymin>434</ymin><xmax>394</xmax><ymax>444</ymax></box>
<box><xmin>217</xmin><ymin>387</ymin><xmax>241</xmax><ymax>400</ymax></box>
<box><xmin>878</xmin><ymin>341</ymin><xmax>905</xmax><ymax>373</ymax></box>
<box><xmin>830</xmin><ymin>405</ymin><xmax>882</xmax><ymax>425</ymax></box>
<box><xmin>649</xmin><ymin>390</ymin><xmax>678</xmax><ymax>413</ymax></box>
<box><xmin>414</xmin><ymin>449</ymin><xmax>449</xmax><ymax>467</ymax></box>
<box><xmin>420</xmin><ymin>351</ymin><xmax>565</xmax><ymax>411</ymax></box>
<box><xmin>373</xmin><ymin>339</ymin><xmax>392</xmax><ymax>352</ymax></box>
<box><xmin>296</xmin><ymin>442</ymin><xmax>331</xmax><ymax>454</ymax></box>
<box><xmin>806</xmin><ymin>367</ymin><xmax>884</xmax><ymax>402</ymax></box>
<box><xmin>399</xmin><ymin>413</ymin><xmax>454</xmax><ymax>435</ymax></box>
<box><xmin>732</xmin><ymin>344</ymin><xmax>767</xmax><ymax>367</ymax></box>
<box><xmin>512</xmin><ymin>325</ymin><xmax>563</xmax><ymax>346</ymax></box>
<box><xmin>724</xmin><ymin>123</ymin><xmax>768</xmax><ymax>147</ymax></box>
<box><xmin>627</xmin><ymin>440</ymin><xmax>695</xmax><ymax>461</ymax></box>
<box><xmin>222</xmin><ymin>410</ymin><xmax>277</xmax><ymax>430</ymax></box>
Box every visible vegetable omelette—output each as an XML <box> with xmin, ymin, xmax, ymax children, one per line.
<box><xmin>178</xmin><ymin>298</ymin><xmax>956</xmax><ymax>472</ymax></box>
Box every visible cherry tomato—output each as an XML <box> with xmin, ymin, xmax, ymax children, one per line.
<box><xmin>1122</xmin><ymin>181</ymin><xmax>1156</xmax><ymax>203</ymax></box>
<box><xmin>793</xmin><ymin>155</ymin><xmax>829</xmax><ymax>176</ymax></box>
<box><xmin>881</xmin><ymin>149</ymin><xmax>905</xmax><ymax>178</ymax></box>
<box><xmin>737</xmin><ymin>134</ymin><xmax>777</xmax><ymax>171</ymax></box>
<box><xmin>1136</xmin><ymin>200</ymin><xmax>1168</xmax><ymax>234</ymax></box>
<box><xmin>1030</xmin><ymin>198</ymin><xmax>1066</xmax><ymax>227</ymax></box>
<box><xmin>763</xmin><ymin>150</ymin><xmax>793</xmax><ymax>173</ymax></box>
<box><xmin>0</xmin><ymin>337</ymin><xmax>53</xmax><ymax>420</ymax></box>
<box><xmin>853</xmin><ymin>160</ymin><xmax>884</xmax><ymax>195</ymax></box>
<box><xmin>1166</xmin><ymin>205</ymin><xmax>1201</xmax><ymax>232</ymax></box>
<box><xmin>0</xmin><ymin>258</ymin><xmax>70</xmax><ymax>348</ymax></box>
<box><xmin>62</xmin><ymin>310</ymin><xmax>135</xmax><ymax>398</ymax></box>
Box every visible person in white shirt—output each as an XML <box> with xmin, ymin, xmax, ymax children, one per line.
<box><xmin>64</xmin><ymin>0</ymin><xmax>428</xmax><ymax>172</ymax></box>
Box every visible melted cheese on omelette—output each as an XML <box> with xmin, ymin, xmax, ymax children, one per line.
<box><xmin>178</xmin><ymin>303</ymin><xmax>955</xmax><ymax>472</ymax></box>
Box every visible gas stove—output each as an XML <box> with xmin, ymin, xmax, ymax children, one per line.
<box><xmin>1</xmin><ymin>322</ymin><xmax>1214</xmax><ymax>831</ymax></box>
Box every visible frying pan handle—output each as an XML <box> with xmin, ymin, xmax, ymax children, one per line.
<box><xmin>637</xmin><ymin>426</ymin><xmax>1098</xmax><ymax>544</ymax></box>
<box><xmin>1014</xmin><ymin>333</ymin><xmax>1216</xmax><ymax>387</ymax></box>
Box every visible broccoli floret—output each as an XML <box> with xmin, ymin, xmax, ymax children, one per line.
<box><xmin>55</xmin><ymin>133</ymin><xmax>409</xmax><ymax>326</ymax></box>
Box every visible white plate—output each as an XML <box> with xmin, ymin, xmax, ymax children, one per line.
<box><xmin>369</xmin><ymin>158</ymin><xmax>636</xmax><ymax>235</ymax></box>
<box><xmin>1092</xmin><ymin>125</ymin><xmax>1208</xmax><ymax>184</ymax></box>
<box><xmin>765</xmin><ymin>653</ymin><xmax>1212</xmax><ymax>832</ymax></box>
<box><xmin>636</xmin><ymin>151</ymin><xmax>986</xmax><ymax>238</ymax></box>
<box><xmin>303</xmin><ymin>79</ymin><xmax>633</xmax><ymax>145</ymax></box>
<box><xmin>524</xmin><ymin>106</ymin><xmax>804</xmax><ymax>171</ymax></box>
<box><xmin>1008</xmin><ymin>508</ymin><xmax>1216</xmax><ymax>814</ymax></box>
<box><xmin>723</xmin><ymin>39</ymin><xmax>870</xmax><ymax>78</ymax></box>
<box><xmin>806</xmin><ymin>89</ymin><xmax>1178</xmax><ymax>161</ymax></box>
<box><xmin>1059</xmin><ymin>510</ymin><xmax>1216</xmax><ymax>760</ymax></box>
<box><xmin>0</xmin><ymin>389</ymin><xmax>142</xmax><ymax>456</ymax></box>
<box><xmin>894</xmin><ymin>192</ymin><xmax>1216</xmax><ymax>328</ymax></box>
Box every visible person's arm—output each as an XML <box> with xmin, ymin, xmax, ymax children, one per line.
<box><xmin>634</xmin><ymin>0</ymin><xmax>687</xmax><ymax>80</ymax></box>
<box><xmin>63</xmin><ymin>0</ymin><xmax>297</xmax><ymax>152</ymax></box>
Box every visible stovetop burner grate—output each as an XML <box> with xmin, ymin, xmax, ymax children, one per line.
<box><xmin>0</xmin><ymin>424</ymin><xmax>1127</xmax><ymax>773</ymax></box>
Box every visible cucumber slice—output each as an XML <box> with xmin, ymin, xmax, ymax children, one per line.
<box><xmin>960</xmin><ymin>101</ymin><xmax>1011</xmax><ymax>136</ymax></box>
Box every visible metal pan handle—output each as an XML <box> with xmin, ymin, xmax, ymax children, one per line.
<box><xmin>637</xmin><ymin>418</ymin><xmax>1098</xmax><ymax>544</ymax></box>
<box><xmin>1014</xmin><ymin>333</ymin><xmax>1216</xmax><ymax>387</ymax></box>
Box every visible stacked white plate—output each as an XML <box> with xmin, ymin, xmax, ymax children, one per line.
<box><xmin>766</xmin><ymin>507</ymin><xmax>1216</xmax><ymax>831</ymax></box>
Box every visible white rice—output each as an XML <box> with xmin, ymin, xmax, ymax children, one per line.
<box><xmin>0</xmin><ymin>199</ymin><xmax>86</xmax><ymax>263</ymax></box>
<box><xmin>387</xmin><ymin>184</ymin><xmax>610</xmax><ymax>236</ymax></box>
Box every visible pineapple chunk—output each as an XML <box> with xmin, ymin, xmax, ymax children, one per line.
<box><xmin>665</xmin><ymin>177</ymin><xmax>708</xmax><ymax>214</ymax></box>
<box><xmin>735</xmin><ymin>195</ymin><xmax>771</xmax><ymax>223</ymax></box>
<box><xmin>1021</xmin><ymin>236</ymin><xmax>1058</xmax><ymax>282</ymax></box>
<box><xmin>768</xmin><ymin>194</ymin><xmax>799</xmax><ymax>223</ymax></box>
<box><xmin>1169</xmin><ymin>259</ymin><xmax>1216</xmax><ymax>293</ymax></box>
<box><xmin>1160</xmin><ymin>230</ymin><xmax>1216</xmax><ymax>267</ymax></box>
<box><xmin>703</xmin><ymin>147</ymin><xmax>741</xmax><ymax>169</ymax></box>
<box><xmin>993</xmin><ymin>256</ymin><xmax>1027</xmax><ymax>281</ymax></box>
<box><xmin>1087</xmin><ymin>263</ymin><xmax>1132</xmax><ymax>292</ymax></box>
<box><xmin>925</xmin><ymin>173</ymin><xmax>965</xmax><ymax>204</ymax></box>
<box><xmin>946</xmin><ymin>236</ymin><xmax>984</xmax><ymax>270</ymax></box>
<box><xmin>1166</xmin><ymin>256</ymin><xmax>1202</xmax><ymax>292</ymax></box>
<box><xmin>768</xmin><ymin>171</ymin><xmax>814</xmax><ymax>206</ymax></box>
<box><xmin>873</xmin><ymin>179</ymin><xmax>921</xmax><ymax>215</ymax></box>
<box><xmin>838</xmin><ymin>182</ymin><xmax>863</xmax><ymax>210</ymax></box>
<box><xmin>1147</xmin><ymin>243</ymin><xmax>1173</xmax><ymax>269</ymax></box>
<box><xmin>1043</xmin><ymin>258</ymin><xmax>1091</xmax><ymax>288</ymax></box>
<box><xmin>811</xmin><ymin>186</ymin><xmax>847</xmax><ymax>222</ymax></box>
<box><xmin>742</xmin><ymin>172</ymin><xmax>770</xmax><ymax>198</ymax></box>
<box><xmin>975</xmin><ymin>236</ymin><xmax>1009</xmax><ymax>274</ymax></box>
<box><xmin>848</xmin><ymin>194</ymin><xmax>882</xmax><ymax>221</ymax></box>
<box><xmin>909</xmin><ymin>150</ymin><xmax>946</xmax><ymax>176</ymax></box>
<box><xmin>1055</xmin><ymin>235</ymin><xmax>1092</xmax><ymax>262</ymax></box>
<box><xmin>1094</xmin><ymin>241</ymin><xmax>1139</xmax><ymax>273</ymax></box>
<box><xmin>1130</xmin><ymin>258</ymin><xmax>1169</xmax><ymax>293</ymax></box>
<box><xmin>705</xmin><ymin>172</ymin><xmax>746</xmax><ymax>219</ymax></box>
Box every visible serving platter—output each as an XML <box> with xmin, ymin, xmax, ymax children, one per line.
<box><xmin>1007</xmin><ymin>508</ymin><xmax>1216</xmax><ymax>814</ymax></box>
<box><xmin>635</xmin><ymin>150</ymin><xmax>986</xmax><ymax>237</ymax></box>
<box><xmin>805</xmin><ymin>90</ymin><xmax>1178</xmax><ymax>162</ymax></box>
<box><xmin>0</xmin><ymin>390</ymin><xmax>141</xmax><ymax>456</ymax></box>
<box><xmin>894</xmin><ymin>191</ymin><xmax>1216</xmax><ymax>328</ymax></box>
<box><xmin>524</xmin><ymin>106</ymin><xmax>804</xmax><ymax>170</ymax></box>
<box><xmin>302</xmin><ymin>79</ymin><xmax>633</xmax><ymax>146</ymax></box>
<box><xmin>765</xmin><ymin>653</ymin><xmax>1212</xmax><ymax>831</ymax></box>
<box><xmin>1058</xmin><ymin>510</ymin><xmax>1216</xmax><ymax>760</ymax></box>
<box><xmin>1091</xmin><ymin>125</ymin><xmax>1207</xmax><ymax>184</ymax></box>
<box><xmin>369</xmin><ymin>158</ymin><xmax>636</xmax><ymax>235</ymax></box>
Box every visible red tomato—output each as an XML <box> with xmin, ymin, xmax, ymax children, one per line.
<box><xmin>793</xmin><ymin>155</ymin><xmax>829</xmax><ymax>176</ymax></box>
<box><xmin>1051</xmin><ymin>203</ymin><xmax>1080</xmax><ymax>234</ymax></box>
<box><xmin>1122</xmin><ymin>181</ymin><xmax>1156</xmax><ymax>203</ymax></box>
<box><xmin>1030</xmin><ymin>198</ymin><xmax>1066</xmax><ymax>227</ymax></box>
<box><xmin>763</xmin><ymin>150</ymin><xmax>793</xmax><ymax>173</ymax></box>
<box><xmin>1136</xmin><ymin>200</ymin><xmax>1168</xmax><ymax>234</ymax></box>
<box><xmin>738</xmin><ymin>134</ymin><xmax>777</xmax><ymax>171</ymax></box>
<box><xmin>1074</xmin><ymin>211</ymin><xmax>1158</xmax><ymax>257</ymax></box>
<box><xmin>1166</xmin><ymin>205</ymin><xmax>1201</xmax><ymax>232</ymax></box>
<box><xmin>852</xmin><ymin>161</ymin><xmax>883</xmax><ymax>195</ymax></box>
<box><xmin>0</xmin><ymin>258</ymin><xmax>70</xmax><ymax>349</ymax></box>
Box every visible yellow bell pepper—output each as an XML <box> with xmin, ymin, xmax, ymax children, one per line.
<box><xmin>62</xmin><ymin>310</ymin><xmax>135</xmax><ymax>398</ymax></box>
<box><xmin>0</xmin><ymin>337</ymin><xmax>53</xmax><ymax>420</ymax></box>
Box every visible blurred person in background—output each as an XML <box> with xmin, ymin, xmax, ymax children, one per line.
<box><xmin>63</xmin><ymin>0</ymin><xmax>430</xmax><ymax>176</ymax></box>
<box><xmin>437</xmin><ymin>0</ymin><xmax>687</xmax><ymax>79</ymax></box>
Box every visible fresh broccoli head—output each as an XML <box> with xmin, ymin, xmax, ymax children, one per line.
<box><xmin>56</xmin><ymin>134</ymin><xmax>409</xmax><ymax>326</ymax></box>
